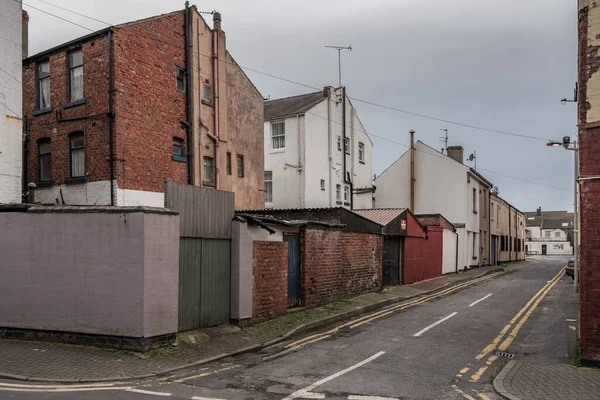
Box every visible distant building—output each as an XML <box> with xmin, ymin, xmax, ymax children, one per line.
<box><xmin>490</xmin><ymin>194</ymin><xmax>525</xmax><ymax>263</ymax></box>
<box><xmin>524</xmin><ymin>207</ymin><xmax>574</xmax><ymax>255</ymax></box>
<box><xmin>22</xmin><ymin>7</ymin><xmax>264</xmax><ymax>209</ymax></box>
<box><xmin>0</xmin><ymin>3</ymin><xmax>26</xmax><ymax>203</ymax></box>
<box><xmin>263</xmin><ymin>87</ymin><xmax>374</xmax><ymax>210</ymax></box>
<box><xmin>375</xmin><ymin>141</ymin><xmax>492</xmax><ymax>269</ymax></box>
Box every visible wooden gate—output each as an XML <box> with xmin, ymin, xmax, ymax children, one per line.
<box><xmin>165</xmin><ymin>182</ymin><xmax>234</xmax><ymax>331</ymax></box>
<box><xmin>382</xmin><ymin>236</ymin><xmax>401</xmax><ymax>286</ymax></box>
<box><xmin>284</xmin><ymin>234</ymin><xmax>301</xmax><ymax>307</ymax></box>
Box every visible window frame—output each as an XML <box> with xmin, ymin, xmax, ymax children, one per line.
<box><xmin>344</xmin><ymin>137</ymin><xmax>350</xmax><ymax>154</ymax></box>
<box><xmin>172</xmin><ymin>137</ymin><xmax>186</xmax><ymax>162</ymax></box>
<box><xmin>203</xmin><ymin>156</ymin><xmax>215</xmax><ymax>185</ymax></box>
<box><xmin>226</xmin><ymin>152</ymin><xmax>232</xmax><ymax>175</ymax></box>
<box><xmin>320</xmin><ymin>179</ymin><xmax>325</xmax><ymax>191</ymax></box>
<box><xmin>271</xmin><ymin>121</ymin><xmax>285</xmax><ymax>150</ymax></box>
<box><xmin>337</xmin><ymin>136</ymin><xmax>342</xmax><ymax>151</ymax></box>
<box><xmin>69</xmin><ymin>132</ymin><xmax>85</xmax><ymax>178</ymax></box>
<box><xmin>344</xmin><ymin>185</ymin><xmax>350</xmax><ymax>203</ymax></box>
<box><xmin>358</xmin><ymin>142</ymin><xmax>365</xmax><ymax>163</ymax></box>
<box><xmin>68</xmin><ymin>49</ymin><xmax>84</xmax><ymax>102</ymax></box>
<box><xmin>555</xmin><ymin>231</ymin><xmax>561</xmax><ymax>238</ymax></box>
<box><xmin>37</xmin><ymin>60</ymin><xmax>51</xmax><ymax>111</ymax></box>
<box><xmin>336</xmin><ymin>184</ymin><xmax>341</xmax><ymax>202</ymax></box>
<box><xmin>264</xmin><ymin>171</ymin><xmax>273</xmax><ymax>203</ymax></box>
<box><xmin>237</xmin><ymin>154</ymin><xmax>244</xmax><ymax>177</ymax></box>
<box><xmin>203</xmin><ymin>84</ymin><xmax>211</xmax><ymax>102</ymax></box>
<box><xmin>175</xmin><ymin>66</ymin><xmax>186</xmax><ymax>92</ymax></box>
<box><xmin>472</xmin><ymin>188</ymin><xmax>477</xmax><ymax>214</ymax></box>
<box><xmin>38</xmin><ymin>138</ymin><xmax>52</xmax><ymax>182</ymax></box>
<box><xmin>545</xmin><ymin>231</ymin><xmax>551</xmax><ymax>238</ymax></box>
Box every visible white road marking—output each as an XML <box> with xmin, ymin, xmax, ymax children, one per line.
<box><xmin>126</xmin><ymin>388</ymin><xmax>172</xmax><ymax>396</ymax></box>
<box><xmin>413</xmin><ymin>312</ymin><xmax>458</xmax><ymax>337</ymax></box>
<box><xmin>469</xmin><ymin>294</ymin><xmax>493</xmax><ymax>307</ymax></box>
<box><xmin>192</xmin><ymin>397</ymin><xmax>228</xmax><ymax>400</ymax></box>
<box><xmin>281</xmin><ymin>351</ymin><xmax>386</xmax><ymax>400</ymax></box>
<box><xmin>348</xmin><ymin>396</ymin><xmax>399</xmax><ymax>400</ymax></box>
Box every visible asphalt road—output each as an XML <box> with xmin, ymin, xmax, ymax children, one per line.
<box><xmin>0</xmin><ymin>256</ymin><xmax>576</xmax><ymax>400</ymax></box>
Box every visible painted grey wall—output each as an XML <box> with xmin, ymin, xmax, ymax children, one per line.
<box><xmin>0</xmin><ymin>210</ymin><xmax>179</xmax><ymax>338</ymax></box>
<box><xmin>231</xmin><ymin>220</ymin><xmax>253</xmax><ymax>320</ymax></box>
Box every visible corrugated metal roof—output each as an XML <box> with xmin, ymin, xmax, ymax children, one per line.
<box><xmin>264</xmin><ymin>91</ymin><xmax>325</xmax><ymax>120</ymax></box>
<box><xmin>353</xmin><ymin>208</ymin><xmax>406</xmax><ymax>226</ymax></box>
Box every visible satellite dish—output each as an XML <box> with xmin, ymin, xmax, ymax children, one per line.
<box><xmin>468</xmin><ymin>153</ymin><xmax>475</xmax><ymax>162</ymax></box>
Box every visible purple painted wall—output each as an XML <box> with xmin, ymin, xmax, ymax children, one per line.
<box><xmin>0</xmin><ymin>207</ymin><xmax>179</xmax><ymax>338</ymax></box>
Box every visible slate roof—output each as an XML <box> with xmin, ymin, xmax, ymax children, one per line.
<box><xmin>264</xmin><ymin>91</ymin><xmax>325</xmax><ymax>120</ymax></box>
<box><xmin>543</xmin><ymin>218</ymin><xmax>573</xmax><ymax>230</ymax></box>
<box><xmin>525</xmin><ymin>216</ymin><xmax>543</xmax><ymax>227</ymax></box>
<box><xmin>353</xmin><ymin>208</ymin><xmax>406</xmax><ymax>226</ymax></box>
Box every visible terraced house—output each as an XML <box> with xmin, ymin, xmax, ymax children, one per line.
<box><xmin>22</xmin><ymin>6</ymin><xmax>264</xmax><ymax>209</ymax></box>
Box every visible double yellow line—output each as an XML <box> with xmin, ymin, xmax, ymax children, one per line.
<box><xmin>460</xmin><ymin>267</ymin><xmax>565</xmax><ymax>385</ymax></box>
<box><xmin>263</xmin><ymin>271</ymin><xmax>504</xmax><ymax>361</ymax></box>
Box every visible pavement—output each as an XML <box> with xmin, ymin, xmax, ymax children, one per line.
<box><xmin>0</xmin><ymin>263</ymin><xmax>507</xmax><ymax>383</ymax></box>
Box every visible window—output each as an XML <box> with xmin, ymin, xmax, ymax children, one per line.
<box><xmin>172</xmin><ymin>137</ymin><xmax>186</xmax><ymax>161</ymax></box>
<box><xmin>38</xmin><ymin>61</ymin><xmax>50</xmax><ymax>110</ymax></box>
<box><xmin>545</xmin><ymin>231</ymin><xmax>551</xmax><ymax>238</ymax></box>
<box><xmin>68</xmin><ymin>50</ymin><xmax>83</xmax><ymax>102</ymax></box>
<box><xmin>358</xmin><ymin>142</ymin><xmax>365</xmax><ymax>163</ymax></box>
<box><xmin>473</xmin><ymin>188</ymin><xmax>477</xmax><ymax>213</ymax></box>
<box><xmin>203</xmin><ymin>156</ymin><xmax>214</xmax><ymax>184</ymax></box>
<box><xmin>176</xmin><ymin>67</ymin><xmax>186</xmax><ymax>91</ymax></box>
<box><xmin>69</xmin><ymin>132</ymin><xmax>85</xmax><ymax>178</ymax></box>
<box><xmin>344</xmin><ymin>137</ymin><xmax>349</xmax><ymax>154</ymax></box>
<box><xmin>203</xmin><ymin>85</ymin><xmax>211</xmax><ymax>101</ymax></box>
<box><xmin>344</xmin><ymin>185</ymin><xmax>350</xmax><ymax>202</ymax></box>
<box><xmin>483</xmin><ymin>190</ymin><xmax>487</xmax><ymax>217</ymax></box>
<box><xmin>226</xmin><ymin>152</ymin><xmax>232</xmax><ymax>175</ymax></box>
<box><xmin>271</xmin><ymin>122</ymin><xmax>285</xmax><ymax>149</ymax></box>
<box><xmin>555</xmin><ymin>231</ymin><xmax>561</xmax><ymax>238</ymax></box>
<box><xmin>264</xmin><ymin>171</ymin><xmax>273</xmax><ymax>203</ymax></box>
<box><xmin>38</xmin><ymin>139</ymin><xmax>51</xmax><ymax>182</ymax></box>
<box><xmin>472</xmin><ymin>234</ymin><xmax>477</xmax><ymax>258</ymax></box>
<box><xmin>336</xmin><ymin>184</ymin><xmax>341</xmax><ymax>202</ymax></box>
<box><xmin>320</xmin><ymin>179</ymin><xmax>325</xmax><ymax>191</ymax></box>
<box><xmin>337</xmin><ymin>136</ymin><xmax>342</xmax><ymax>151</ymax></box>
<box><xmin>497</xmin><ymin>206</ymin><xmax>500</xmax><ymax>227</ymax></box>
<box><xmin>500</xmin><ymin>236</ymin><xmax>505</xmax><ymax>251</ymax></box>
<box><xmin>237</xmin><ymin>154</ymin><xmax>244</xmax><ymax>177</ymax></box>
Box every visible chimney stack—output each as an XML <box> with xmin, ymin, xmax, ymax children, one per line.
<box><xmin>537</xmin><ymin>207</ymin><xmax>542</xmax><ymax>216</ymax></box>
<box><xmin>213</xmin><ymin>11</ymin><xmax>222</xmax><ymax>30</ymax></box>
<box><xmin>22</xmin><ymin>10</ymin><xmax>29</xmax><ymax>59</ymax></box>
<box><xmin>447</xmin><ymin>146</ymin><xmax>464</xmax><ymax>164</ymax></box>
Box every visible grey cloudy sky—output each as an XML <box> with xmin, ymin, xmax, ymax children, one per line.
<box><xmin>24</xmin><ymin>0</ymin><xmax>577</xmax><ymax>212</ymax></box>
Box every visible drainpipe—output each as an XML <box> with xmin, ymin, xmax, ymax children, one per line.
<box><xmin>297</xmin><ymin>115</ymin><xmax>303</xmax><ymax>208</ymax></box>
<box><xmin>184</xmin><ymin>2</ymin><xmax>194</xmax><ymax>185</ymax></box>
<box><xmin>327</xmin><ymin>88</ymin><xmax>332</xmax><ymax>207</ymax></box>
<box><xmin>108</xmin><ymin>29</ymin><xmax>115</xmax><ymax>206</ymax></box>
<box><xmin>410</xmin><ymin>130</ymin><xmax>415</xmax><ymax>212</ymax></box>
<box><xmin>509</xmin><ymin>205</ymin><xmax>512</xmax><ymax>261</ymax></box>
<box><xmin>22</xmin><ymin>116</ymin><xmax>28</xmax><ymax>199</ymax></box>
<box><xmin>455</xmin><ymin>230</ymin><xmax>459</xmax><ymax>273</ymax></box>
<box><xmin>212</xmin><ymin>12</ymin><xmax>221</xmax><ymax>189</ymax></box>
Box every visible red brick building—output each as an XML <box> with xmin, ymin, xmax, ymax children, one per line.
<box><xmin>22</xmin><ymin>7</ymin><xmax>264</xmax><ymax>209</ymax></box>
<box><xmin>578</xmin><ymin>0</ymin><xmax>600</xmax><ymax>364</ymax></box>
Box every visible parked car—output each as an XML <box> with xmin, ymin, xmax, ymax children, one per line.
<box><xmin>566</xmin><ymin>258</ymin><xmax>575</xmax><ymax>280</ymax></box>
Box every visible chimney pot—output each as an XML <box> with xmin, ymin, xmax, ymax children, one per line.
<box><xmin>323</xmin><ymin>86</ymin><xmax>330</xmax><ymax>98</ymax></box>
<box><xmin>537</xmin><ymin>207</ymin><xmax>542</xmax><ymax>216</ymax></box>
<box><xmin>213</xmin><ymin>11</ymin><xmax>222</xmax><ymax>30</ymax></box>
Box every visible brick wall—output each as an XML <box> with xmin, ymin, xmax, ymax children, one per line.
<box><xmin>578</xmin><ymin>2</ymin><xmax>600</xmax><ymax>363</ymax></box>
<box><xmin>23</xmin><ymin>35</ymin><xmax>111</xmax><ymax>191</ymax></box>
<box><xmin>301</xmin><ymin>229</ymin><xmax>382</xmax><ymax>307</ymax></box>
<box><xmin>252</xmin><ymin>241</ymin><xmax>288</xmax><ymax>319</ymax></box>
<box><xmin>113</xmin><ymin>11</ymin><xmax>188</xmax><ymax>193</ymax></box>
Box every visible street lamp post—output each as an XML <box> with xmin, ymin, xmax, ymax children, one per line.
<box><xmin>547</xmin><ymin>136</ymin><xmax>579</xmax><ymax>293</ymax></box>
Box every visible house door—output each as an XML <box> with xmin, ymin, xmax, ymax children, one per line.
<box><xmin>382</xmin><ymin>236</ymin><xmax>401</xmax><ymax>286</ymax></box>
<box><xmin>542</xmin><ymin>244</ymin><xmax>547</xmax><ymax>255</ymax></box>
<box><xmin>284</xmin><ymin>234</ymin><xmax>301</xmax><ymax>307</ymax></box>
<box><xmin>491</xmin><ymin>236</ymin><xmax>497</xmax><ymax>265</ymax></box>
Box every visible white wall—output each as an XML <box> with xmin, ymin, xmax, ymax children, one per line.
<box><xmin>34</xmin><ymin>180</ymin><xmax>164</xmax><ymax>207</ymax></box>
<box><xmin>527</xmin><ymin>241</ymin><xmax>573</xmax><ymax>255</ymax></box>
<box><xmin>373</xmin><ymin>151</ymin><xmax>411</xmax><ymax>208</ymax></box>
<box><xmin>443</xmin><ymin>230</ymin><xmax>457</xmax><ymax>274</ymax></box>
<box><xmin>456</xmin><ymin>227</ymin><xmax>467</xmax><ymax>270</ymax></box>
<box><xmin>0</xmin><ymin>1</ymin><xmax>23</xmax><ymax>204</ymax></box>
<box><xmin>264</xmin><ymin>88</ymin><xmax>373</xmax><ymax>210</ymax></box>
<box><xmin>542</xmin><ymin>229</ymin><xmax>568</xmax><ymax>241</ymax></box>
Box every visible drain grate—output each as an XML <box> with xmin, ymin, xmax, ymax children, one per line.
<box><xmin>496</xmin><ymin>351</ymin><xmax>515</xmax><ymax>359</ymax></box>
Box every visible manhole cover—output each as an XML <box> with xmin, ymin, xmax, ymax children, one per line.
<box><xmin>496</xmin><ymin>351</ymin><xmax>515</xmax><ymax>359</ymax></box>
